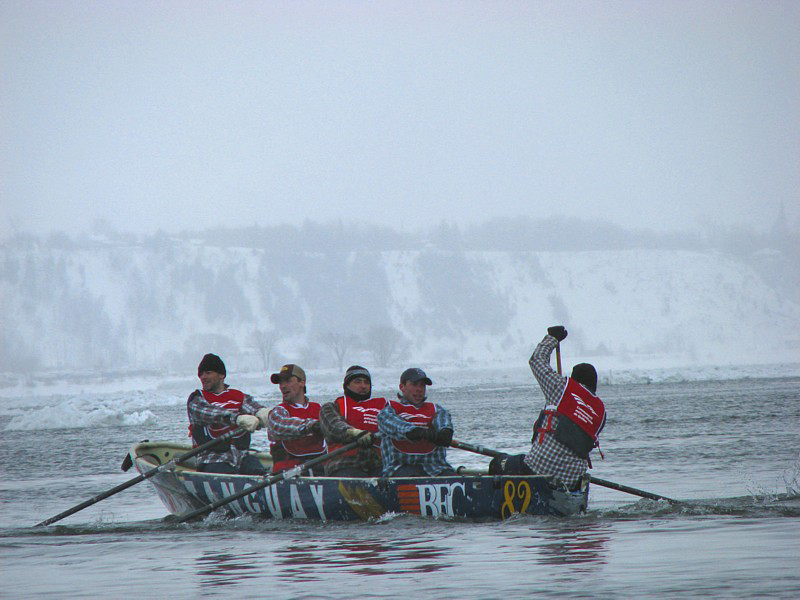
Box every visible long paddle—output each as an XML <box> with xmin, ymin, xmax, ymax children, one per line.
<box><xmin>551</xmin><ymin>340</ymin><xmax>678</xmax><ymax>503</ymax></box>
<box><xmin>35</xmin><ymin>427</ymin><xmax>246</xmax><ymax>527</ymax></box>
<box><xmin>556</xmin><ymin>341</ymin><xmax>562</xmax><ymax>376</ymax></box>
<box><xmin>175</xmin><ymin>431</ymin><xmax>369</xmax><ymax>523</ymax></box>
<box><xmin>450</xmin><ymin>438</ymin><xmax>679</xmax><ymax>504</ymax></box>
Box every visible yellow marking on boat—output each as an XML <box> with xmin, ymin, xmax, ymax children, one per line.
<box><xmin>337</xmin><ymin>482</ymin><xmax>386</xmax><ymax>519</ymax></box>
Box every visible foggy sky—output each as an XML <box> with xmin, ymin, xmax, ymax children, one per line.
<box><xmin>2</xmin><ymin>0</ymin><xmax>798</xmax><ymax>238</ymax></box>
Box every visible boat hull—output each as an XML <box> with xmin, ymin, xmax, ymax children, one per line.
<box><xmin>131</xmin><ymin>442</ymin><xmax>589</xmax><ymax>520</ymax></box>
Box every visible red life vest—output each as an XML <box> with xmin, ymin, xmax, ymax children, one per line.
<box><xmin>389</xmin><ymin>399</ymin><xmax>437</xmax><ymax>455</ymax></box>
<box><xmin>535</xmin><ymin>378</ymin><xmax>606</xmax><ymax>458</ymax></box>
<box><xmin>327</xmin><ymin>395</ymin><xmax>386</xmax><ymax>455</ymax></box>
<box><xmin>189</xmin><ymin>388</ymin><xmax>250</xmax><ymax>450</ymax></box>
<box><xmin>270</xmin><ymin>401</ymin><xmax>326</xmax><ymax>471</ymax></box>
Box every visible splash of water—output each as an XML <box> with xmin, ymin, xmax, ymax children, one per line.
<box><xmin>783</xmin><ymin>453</ymin><xmax>800</xmax><ymax>497</ymax></box>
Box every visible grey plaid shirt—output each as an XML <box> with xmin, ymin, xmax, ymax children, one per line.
<box><xmin>187</xmin><ymin>388</ymin><xmax>267</xmax><ymax>469</ymax></box>
<box><xmin>525</xmin><ymin>335</ymin><xmax>592</xmax><ymax>488</ymax></box>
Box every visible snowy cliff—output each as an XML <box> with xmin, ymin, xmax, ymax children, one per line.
<box><xmin>2</xmin><ymin>232</ymin><xmax>797</xmax><ymax>377</ymax></box>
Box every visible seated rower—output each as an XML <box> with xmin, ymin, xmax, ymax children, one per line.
<box><xmin>266</xmin><ymin>364</ymin><xmax>326</xmax><ymax>474</ymax></box>
<box><xmin>377</xmin><ymin>367</ymin><xmax>455</xmax><ymax>477</ymax></box>
<box><xmin>490</xmin><ymin>326</ymin><xmax>606</xmax><ymax>490</ymax></box>
<box><xmin>187</xmin><ymin>353</ymin><xmax>268</xmax><ymax>476</ymax></box>
<box><xmin>319</xmin><ymin>365</ymin><xmax>386</xmax><ymax>477</ymax></box>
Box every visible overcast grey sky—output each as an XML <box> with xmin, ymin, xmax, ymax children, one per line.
<box><xmin>2</xmin><ymin>0</ymin><xmax>798</xmax><ymax>237</ymax></box>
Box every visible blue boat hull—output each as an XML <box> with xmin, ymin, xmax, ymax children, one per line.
<box><xmin>132</xmin><ymin>442</ymin><xmax>589</xmax><ymax>520</ymax></box>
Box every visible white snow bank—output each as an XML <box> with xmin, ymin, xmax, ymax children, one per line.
<box><xmin>5</xmin><ymin>402</ymin><xmax>156</xmax><ymax>431</ymax></box>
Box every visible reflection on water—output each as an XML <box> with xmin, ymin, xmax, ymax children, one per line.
<box><xmin>196</xmin><ymin>551</ymin><xmax>264</xmax><ymax>588</ymax></box>
<box><xmin>194</xmin><ymin>536</ymin><xmax>450</xmax><ymax>588</ymax></box>
<box><xmin>534</xmin><ymin>522</ymin><xmax>611</xmax><ymax>569</ymax></box>
<box><xmin>276</xmin><ymin>538</ymin><xmax>450</xmax><ymax>580</ymax></box>
<box><xmin>192</xmin><ymin>522</ymin><xmax>610</xmax><ymax>590</ymax></box>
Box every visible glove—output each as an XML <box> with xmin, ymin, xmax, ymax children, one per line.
<box><xmin>255</xmin><ymin>408</ymin><xmax>270</xmax><ymax>428</ymax></box>
<box><xmin>407</xmin><ymin>427</ymin><xmax>436</xmax><ymax>442</ymax></box>
<box><xmin>346</xmin><ymin>427</ymin><xmax>374</xmax><ymax>447</ymax></box>
<box><xmin>346</xmin><ymin>426</ymin><xmax>365</xmax><ymax>439</ymax></box>
<box><xmin>308</xmin><ymin>420</ymin><xmax>322</xmax><ymax>435</ymax></box>
<box><xmin>547</xmin><ymin>325</ymin><xmax>568</xmax><ymax>342</ymax></box>
<box><xmin>488</xmin><ymin>455</ymin><xmax>509</xmax><ymax>475</ymax></box>
<box><xmin>434</xmin><ymin>428</ymin><xmax>453</xmax><ymax>447</ymax></box>
<box><xmin>236</xmin><ymin>414</ymin><xmax>260</xmax><ymax>432</ymax></box>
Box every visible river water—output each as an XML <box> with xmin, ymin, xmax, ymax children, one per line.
<box><xmin>1</xmin><ymin>375</ymin><xmax>799</xmax><ymax>598</ymax></box>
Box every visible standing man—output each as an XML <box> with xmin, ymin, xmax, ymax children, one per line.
<box><xmin>377</xmin><ymin>367</ymin><xmax>455</xmax><ymax>477</ymax></box>
<box><xmin>319</xmin><ymin>365</ymin><xmax>387</xmax><ymax>477</ymax></box>
<box><xmin>266</xmin><ymin>364</ymin><xmax>326</xmax><ymax>473</ymax></box>
<box><xmin>187</xmin><ymin>353</ymin><xmax>269</xmax><ymax>475</ymax></box>
<box><xmin>491</xmin><ymin>326</ymin><xmax>606</xmax><ymax>490</ymax></box>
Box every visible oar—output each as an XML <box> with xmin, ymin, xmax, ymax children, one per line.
<box><xmin>175</xmin><ymin>431</ymin><xmax>369</xmax><ymax>523</ymax></box>
<box><xmin>450</xmin><ymin>438</ymin><xmax>680</xmax><ymax>504</ymax></box>
<box><xmin>556</xmin><ymin>341</ymin><xmax>562</xmax><ymax>376</ymax></box>
<box><xmin>35</xmin><ymin>427</ymin><xmax>246</xmax><ymax>527</ymax></box>
<box><xmin>583</xmin><ymin>476</ymin><xmax>680</xmax><ymax>504</ymax></box>
<box><xmin>450</xmin><ymin>438</ymin><xmax>505</xmax><ymax>458</ymax></box>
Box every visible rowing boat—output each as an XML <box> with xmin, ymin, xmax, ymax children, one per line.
<box><xmin>128</xmin><ymin>441</ymin><xmax>590</xmax><ymax>520</ymax></box>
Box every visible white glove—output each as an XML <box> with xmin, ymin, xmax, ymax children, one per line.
<box><xmin>255</xmin><ymin>408</ymin><xmax>270</xmax><ymax>428</ymax></box>
<box><xmin>236</xmin><ymin>414</ymin><xmax>260</xmax><ymax>432</ymax></box>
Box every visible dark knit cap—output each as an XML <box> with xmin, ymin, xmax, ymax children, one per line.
<box><xmin>344</xmin><ymin>365</ymin><xmax>371</xmax><ymax>387</ymax></box>
<box><xmin>571</xmin><ymin>363</ymin><xmax>597</xmax><ymax>394</ymax></box>
<box><xmin>198</xmin><ymin>353</ymin><xmax>226</xmax><ymax>377</ymax></box>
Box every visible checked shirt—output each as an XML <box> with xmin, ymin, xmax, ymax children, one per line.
<box><xmin>186</xmin><ymin>388</ymin><xmax>267</xmax><ymax>470</ymax></box>
<box><xmin>377</xmin><ymin>397</ymin><xmax>454</xmax><ymax>477</ymax></box>
<box><xmin>525</xmin><ymin>335</ymin><xmax>594</xmax><ymax>488</ymax></box>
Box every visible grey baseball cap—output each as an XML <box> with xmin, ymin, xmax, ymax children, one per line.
<box><xmin>400</xmin><ymin>367</ymin><xmax>432</xmax><ymax>385</ymax></box>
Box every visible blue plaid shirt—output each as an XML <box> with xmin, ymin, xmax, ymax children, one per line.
<box><xmin>377</xmin><ymin>395</ymin><xmax>454</xmax><ymax>477</ymax></box>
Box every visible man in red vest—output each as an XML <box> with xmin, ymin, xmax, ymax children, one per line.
<box><xmin>187</xmin><ymin>353</ymin><xmax>269</xmax><ymax>475</ymax></box>
<box><xmin>490</xmin><ymin>326</ymin><xmax>606</xmax><ymax>489</ymax></box>
<box><xmin>319</xmin><ymin>365</ymin><xmax>387</xmax><ymax>477</ymax></box>
<box><xmin>377</xmin><ymin>367</ymin><xmax>455</xmax><ymax>477</ymax></box>
<box><xmin>266</xmin><ymin>363</ymin><xmax>327</xmax><ymax>473</ymax></box>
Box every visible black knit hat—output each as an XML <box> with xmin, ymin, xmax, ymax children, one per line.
<box><xmin>198</xmin><ymin>353</ymin><xmax>226</xmax><ymax>377</ymax></box>
<box><xmin>344</xmin><ymin>365</ymin><xmax>371</xmax><ymax>387</ymax></box>
<box><xmin>571</xmin><ymin>363</ymin><xmax>597</xmax><ymax>394</ymax></box>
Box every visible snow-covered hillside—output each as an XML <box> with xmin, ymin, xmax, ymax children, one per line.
<box><xmin>1</xmin><ymin>238</ymin><xmax>798</xmax><ymax>376</ymax></box>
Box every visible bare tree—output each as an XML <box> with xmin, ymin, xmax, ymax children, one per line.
<box><xmin>318</xmin><ymin>331</ymin><xmax>358</xmax><ymax>370</ymax></box>
<box><xmin>364</xmin><ymin>324</ymin><xmax>408</xmax><ymax>368</ymax></box>
<box><xmin>250</xmin><ymin>328</ymin><xmax>280</xmax><ymax>372</ymax></box>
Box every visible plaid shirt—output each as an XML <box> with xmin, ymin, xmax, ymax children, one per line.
<box><xmin>377</xmin><ymin>395</ymin><xmax>454</xmax><ymax>477</ymax></box>
<box><xmin>525</xmin><ymin>335</ymin><xmax>592</xmax><ymax>488</ymax></box>
<box><xmin>266</xmin><ymin>398</ymin><xmax>318</xmax><ymax>442</ymax></box>
<box><xmin>186</xmin><ymin>388</ymin><xmax>267</xmax><ymax>469</ymax></box>
<box><xmin>319</xmin><ymin>399</ymin><xmax>383</xmax><ymax>476</ymax></box>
